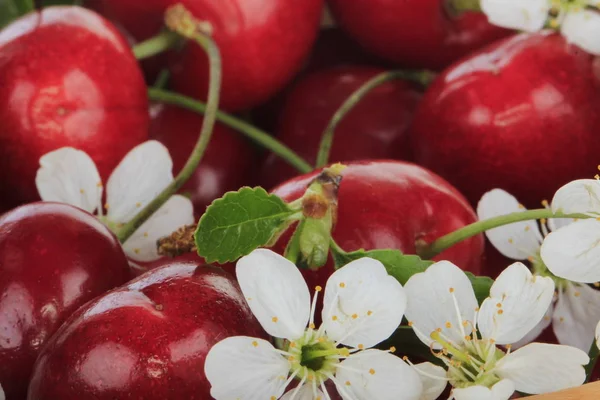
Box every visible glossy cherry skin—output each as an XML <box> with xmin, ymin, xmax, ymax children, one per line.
<box><xmin>150</xmin><ymin>105</ymin><xmax>257</xmax><ymax>215</ymax></box>
<box><xmin>27</xmin><ymin>261</ymin><xmax>266</xmax><ymax>399</ymax></box>
<box><xmin>89</xmin><ymin>0</ymin><xmax>323</xmax><ymax>111</ymax></box>
<box><xmin>410</xmin><ymin>32</ymin><xmax>600</xmax><ymax>208</ymax></box>
<box><xmin>0</xmin><ymin>202</ymin><xmax>130</xmax><ymax>399</ymax></box>
<box><xmin>260</xmin><ymin>67</ymin><xmax>421</xmax><ymax>190</ymax></box>
<box><xmin>0</xmin><ymin>7</ymin><xmax>149</xmax><ymax>208</ymax></box>
<box><xmin>271</xmin><ymin>160</ymin><xmax>484</xmax><ymax>293</ymax></box>
<box><xmin>327</xmin><ymin>0</ymin><xmax>510</xmax><ymax>70</ymax></box>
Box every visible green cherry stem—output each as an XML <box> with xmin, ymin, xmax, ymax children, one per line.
<box><xmin>446</xmin><ymin>0</ymin><xmax>482</xmax><ymax>14</ymax></box>
<box><xmin>314</xmin><ymin>69</ymin><xmax>436</xmax><ymax>169</ymax></box>
<box><xmin>132</xmin><ymin>30</ymin><xmax>181</xmax><ymax>60</ymax></box>
<box><xmin>585</xmin><ymin>341</ymin><xmax>599</xmax><ymax>382</ymax></box>
<box><xmin>117</xmin><ymin>8</ymin><xmax>221</xmax><ymax>243</ymax></box>
<box><xmin>147</xmin><ymin>88</ymin><xmax>313</xmax><ymax>174</ymax></box>
<box><xmin>418</xmin><ymin>209</ymin><xmax>590</xmax><ymax>259</ymax></box>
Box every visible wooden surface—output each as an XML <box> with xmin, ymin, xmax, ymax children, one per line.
<box><xmin>528</xmin><ymin>381</ymin><xmax>600</xmax><ymax>399</ymax></box>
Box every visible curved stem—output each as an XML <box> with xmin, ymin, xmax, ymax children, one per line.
<box><xmin>314</xmin><ymin>69</ymin><xmax>436</xmax><ymax>169</ymax></box>
<box><xmin>418</xmin><ymin>209</ymin><xmax>589</xmax><ymax>259</ymax></box>
<box><xmin>148</xmin><ymin>88</ymin><xmax>313</xmax><ymax>174</ymax></box>
<box><xmin>132</xmin><ymin>30</ymin><xmax>181</xmax><ymax>60</ymax></box>
<box><xmin>117</xmin><ymin>31</ymin><xmax>221</xmax><ymax>243</ymax></box>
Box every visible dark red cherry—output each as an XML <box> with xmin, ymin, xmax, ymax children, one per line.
<box><xmin>0</xmin><ymin>202</ymin><xmax>130</xmax><ymax>399</ymax></box>
<box><xmin>0</xmin><ymin>6</ymin><xmax>149</xmax><ymax>208</ymax></box>
<box><xmin>27</xmin><ymin>261</ymin><xmax>266</xmax><ymax>399</ymax></box>
<box><xmin>88</xmin><ymin>0</ymin><xmax>324</xmax><ymax>111</ymax></box>
<box><xmin>271</xmin><ymin>160</ymin><xmax>484</xmax><ymax>293</ymax></box>
<box><xmin>410</xmin><ymin>32</ymin><xmax>600</xmax><ymax>208</ymax></box>
<box><xmin>149</xmin><ymin>105</ymin><xmax>257</xmax><ymax>216</ymax></box>
<box><xmin>260</xmin><ymin>66</ymin><xmax>421</xmax><ymax>189</ymax></box>
<box><xmin>327</xmin><ymin>0</ymin><xmax>510</xmax><ymax>69</ymax></box>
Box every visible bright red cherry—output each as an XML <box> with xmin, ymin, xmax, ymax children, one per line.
<box><xmin>0</xmin><ymin>6</ymin><xmax>149</xmax><ymax>208</ymax></box>
<box><xmin>271</xmin><ymin>160</ymin><xmax>484</xmax><ymax>292</ymax></box>
<box><xmin>410</xmin><ymin>32</ymin><xmax>600</xmax><ymax>208</ymax></box>
<box><xmin>0</xmin><ymin>202</ymin><xmax>130</xmax><ymax>399</ymax></box>
<box><xmin>27</xmin><ymin>261</ymin><xmax>266</xmax><ymax>399</ymax></box>
<box><xmin>327</xmin><ymin>0</ymin><xmax>510</xmax><ymax>70</ymax></box>
<box><xmin>150</xmin><ymin>105</ymin><xmax>257</xmax><ymax>215</ymax></box>
<box><xmin>260</xmin><ymin>66</ymin><xmax>421</xmax><ymax>189</ymax></box>
<box><xmin>88</xmin><ymin>0</ymin><xmax>323</xmax><ymax>111</ymax></box>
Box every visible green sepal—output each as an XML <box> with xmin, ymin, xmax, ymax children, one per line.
<box><xmin>194</xmin><ymin>187</ymin><xmax>301</xmax><ymax>264</ymax></box>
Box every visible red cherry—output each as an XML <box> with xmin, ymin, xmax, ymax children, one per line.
<box><xmin>27</xmin><ymin>261</ymin><xmax>266</xmax><ymax>399</ymax></box>
<box><xmin>0</xmin><ymin>202</ymin><xmax>130</xmax><ymax>399</ymax></box>
<box><xmin>89</xmin><ymin>0</ymin><xmax>324</xmax><ymax>111</ymax></box>
<box><xmin>327</xmin><ymin>0</ymin><xmax>510</xmax><ymax>69</ymax></box>
<box><xmin>410</xmin><ymin>32</ymin><xmax>600</xmax><ymax>208</ymax></box>
<box><xmin>271</xmin><ymin>160</ymin><xmax>484</xmax><ymax>293</ymax></box>
<box><xmin>149</xmin><ymin>105</ymin><xmax>257</xmax><ymax>216</ymax></box>
<box><xmin>260</xmin><ymin>67</ymin><xmax>421</xmax><ymax>189</ymax></box>
<box><xmin>131</xmin><ymin>252</ymin><xmax>236</xmax><ymax>279</ymax></box>
<box><xmin>0</xmin><ymin>6</ymin><xmax>149</xmax><ymax>208</ymax></box>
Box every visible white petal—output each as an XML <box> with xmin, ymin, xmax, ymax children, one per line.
<box><xmin>478</xmin><ymin>262</ymin><xmax>555</xmax><ymax>344</ymax></box>
<box><xmin>551</xmin><ymin>179</ymin><xmax>600</xmax><ymax>215</ymax></box>
<box><xmin>552</xmin><ymin>282</ymin><xmax>600</xmax><ymax>351</ymax></box>
<box><xmin>0</xmin><ymin>383</ymin><xmax>4</xmax><ymax>400</ymax></box>
<box><xmin>404</xmin><ymin>261</ymin><xmax>478</xmax><ymax>349</ymax></box>
<box><xmin>412</xmin><ymin>362</ymin><xmax>447</xmax><ymax>400</ymax></box>
<box><xmin>334</xmin><ymin>349</ymin><xmax>422</xmax><ymax>400</ymax></box>
<box><xmin>35</xmin><ymin>147</ymin><xmax>102</xmax><ymax>214</ymax></box>
<box><xmin>596</xmin><ymin>319</ymin><xmax>600</xmax><ymax>350</ymax></box>
<box><xmin>322</xmin><ymin>258</ymin><xmax>406</xmax><ymax>349</ymax></box>
<box><xmin>561</xmin><ymin>9</ymin><xmax>600</xmax><ymax>56</ymax></box>
<box><xmin>122</xmin><ymin>195</ymin><xmax>195</xmax><ymax>262</ymax></box>
<box><xmin>106</xmin><ymin>140</ymin><xmax>174</xmax><ymax>223</ymax></box>
<box><xmin>452</xmin><ymin>380</ymin><xmax>515</xmax><ymax>400</ymax></box>
<box><xmin>496</xmin><ymin>343</ymin><xmax>588</xmax><ymax>394</ymax></box>
<box><xmin>236</xmin><ymin>249</ymin><xmax>310</xmax><ymax>340</ymax></box>
<box><xmin>511</xmin><ymin>302</ymin><xmax>554</xmax><ymax>349</ymax></box>
<box><xmin>540</xmin><ymin>219</ymin><xmax>600</xmax><ymax>283</ymax></box>
<box><xmin>480</xmin><ymin>0</ymin><xmax>549</xmax><ymax>32</ymax></box>
<box><xmin>547</xmin><ymin>216</ymin><xmax>576</xmax><ymax>232</ymax></box>
<box><xmin>281</xmin><ymin>385</ymin><xmax>325</xmax><ymax>400</ymax></box>
<box><xmin>204</xmin><ymin>336</ymin><xmax>290</xmax><ymax>400</ymax></box>
<box><xmin>476</xmin><ymin>189</ymin><xmax>543</xmax><ymax>260</ymax></box>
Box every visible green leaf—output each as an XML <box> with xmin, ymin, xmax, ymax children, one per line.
<box><xmin>0</xmin><ymin>1</ymin><xmax>20</xmax><ymax>29</ymax></box>
<box><xmin>194</xmin><ymin>187</ymin><xmax>301</xmax><ymax>264</ymax></box>
<box><xmin>332</xmin><ymin>248</ymin><xmax>433</xmax><ymax>285</ymax></box>
<box><xmin>465</xmin><ymin>272</ymin><xmax>493</xmax><ymax>305</ymax></box>
<box><xmin>332</xmin><ymin>246</ymin><xmax>493</xmax><ymax>304</ymax></box>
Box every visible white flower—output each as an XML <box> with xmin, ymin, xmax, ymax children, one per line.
<box><xmin>480</xmin><ymin>0</ymin><xmax>600</xmax><ymax>55</ymax></box>
<box><xmin>541</xmin><ymin>179</ymin><xmax>600</xmax><ymax>281</ymax></box>
<box><xmin>404</xmin><ymin>260</ymin><xmax>588</xmax><ymax>400</ymax></box>
<box><xmin>204</xmin><ymin>249</ymin><xmax>423</xmax><ymax>400</ymax></box>
<box><xmin>478</xmin><ymin>189</ymin><xmax>600</xmax><ymax>351</ymax></box>
<box><xmin>0</xmin><ymin>383</ymin><xmax>4</xmax><ymax>400</ymax></box>
<box><xmin>35</xmin><ymin>141</ymin><xmax>194</xmax><ymax>262</ymax></box>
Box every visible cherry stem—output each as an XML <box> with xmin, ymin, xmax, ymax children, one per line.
<box><xmin>418</xmin><ymin>209</ymin><xmax>589</xmax><ymax>259</ymax></box>
<box><xmin>314</xmin><ymin>69</ymin><xmax>436</xmax><ymax>169</ymax></box>
<box><xmin>147</xmin><ymin>88</ymin><xmax>313</xmax><ymax>174</ymax></box>
<box><xmin>132</xmin><ymin>30</ymin><xmax>181</xmax><ymax>60</ymax></box>
<box><xmin>117</xmin><ymin>10</ymin><xmax>221</xmax><ymax>243</ymax></box>
<box><xmin>446</xmin><ymin>0</ymin><xmax>481</xmax><ymax>14</ymax></box>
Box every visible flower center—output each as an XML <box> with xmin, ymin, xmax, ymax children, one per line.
<box><xmin>286</xmin><ymin>330</ymin><xmax>346</xmax><ymax>383</ymax></box>
<box><xmin>429</xmin><ymin>329</ymin><xmax>504</xmax><ymax>389</ymax></box>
